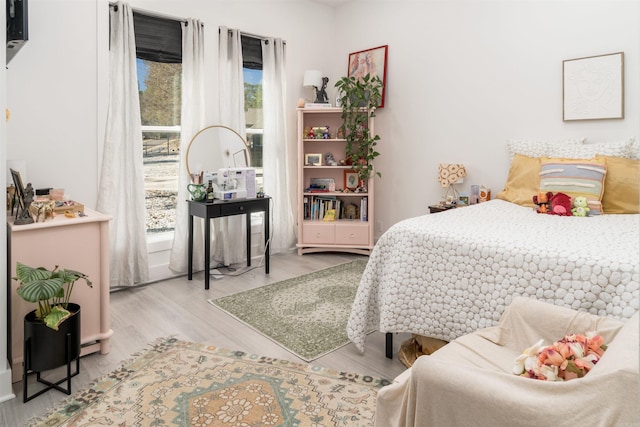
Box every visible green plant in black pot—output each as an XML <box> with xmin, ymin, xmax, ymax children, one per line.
<box><xmin>14</xmin><ymin>262</ymin><xmax>92</xmax><ymax>330</ymax></box>
<box><xmin>335</xmin><ymin>73</ymin><xmax>383</xmax><ymax>181</ymax></box>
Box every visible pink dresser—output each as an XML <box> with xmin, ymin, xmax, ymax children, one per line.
<box><xmin>7</xmin><ymin>208</ymin><xmax>112</xmax><ymax>382</ymax></box>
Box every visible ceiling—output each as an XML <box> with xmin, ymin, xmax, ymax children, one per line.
<box><xmin>310</xmin><ymin>0</ymin><xmax>352</xmax><ymax>7</ymax></box>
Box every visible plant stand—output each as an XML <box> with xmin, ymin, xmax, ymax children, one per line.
<box><xmin>23</xmin><ymin>333</ymin><xmax>80</xmax><ymax>402</ymax></box>
<box><xmin>22</xmin><ymin>303</ymin><xmax>81</xmax><ymax>402</ymax></box>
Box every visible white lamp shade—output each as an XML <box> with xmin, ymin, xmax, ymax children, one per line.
<box><xmin>303</xmin><ymin>70</ymin><xmax>322</xmax><ymax>88</ymax></box>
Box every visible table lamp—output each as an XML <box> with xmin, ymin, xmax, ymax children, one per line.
<box><xmin>438</xmin><ymin>163</ymin><xmax>467</xmax><ymax>203</ymax></box>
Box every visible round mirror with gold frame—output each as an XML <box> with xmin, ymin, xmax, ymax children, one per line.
<box><xmin>185</xmin><ymin>125</ymin><xmax>251</xmax><ymax>182</ymax></box>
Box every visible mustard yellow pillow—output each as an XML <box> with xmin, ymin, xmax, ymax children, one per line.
<box><xmin>596</xmin><ymin>155</ymin><xmax>639</xmax><ymax>214</ymax></box>
<box><xmin>496</xmin><ymin>154</ymin><xmax>540</xmax><ymax>207</ymax></box>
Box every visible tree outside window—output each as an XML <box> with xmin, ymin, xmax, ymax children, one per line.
<box><xmin>138</xmin><ymin>59</ymin><xmax>182</xmax><ymax>234</ymax></box>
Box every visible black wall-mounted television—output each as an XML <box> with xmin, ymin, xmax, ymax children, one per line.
<box><xmin>6</xmin><ymin>0</ymin><xmax>28</xmax><ymax>65</ymax></box>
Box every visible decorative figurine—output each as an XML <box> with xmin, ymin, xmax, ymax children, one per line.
<box><xmin>345</xmin><ymin>203</ymin><xmax>359</xmax><ymax>220</ymax></box>
<box><xmin>7</xmin><ymin>184</ymin><xmax>15</xmax><ymax>212</ymax></box>
<box><xmin>315</xmin><ymin>76</ymin><xmax>330</xmax><ymax>104</ymax></box>
<box><xmin>324</xmin><ymin>152</ymin><xmax>338</xmax><ymax>166</ymax></box>
<box><xmin>29</xmin><ymin>201</ymin><xmax>55</xmax><ymax>222</ymax></box>
<box><xmin>322</xmin><ymin>126</ymin><xmax>330</xmax><ymax>139</ymax></box>
<box><xmin>15</xmin><ymin>183</ymin><xmax>35</xmax><ymax>225</ymax></box>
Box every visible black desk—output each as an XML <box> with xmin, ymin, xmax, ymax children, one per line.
<box><xmin>187</xmin><ymin>197</ymin><xmax>270</xmax><ymax>290</ymax></box>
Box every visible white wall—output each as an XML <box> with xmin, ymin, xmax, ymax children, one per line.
<box><xmin>6</xmin><ymin>0</ymin><xmax>100</xmax><ymax>205</ymax></box>
<box><xmin>332</xmin><ymin>0</ymin><xmax>639</xmax><ymax>231</ymax></box>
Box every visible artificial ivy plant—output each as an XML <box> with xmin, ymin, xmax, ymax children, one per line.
<box><xmin>335</xmin><ymin>73</ymin><xmax>383</xmax><ymax>181</ymax></box>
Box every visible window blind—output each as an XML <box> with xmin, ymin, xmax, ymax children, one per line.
<box><xmin>133</xmin><ymin>11</ymin><xmax>182</xmax><ymax>63</ymax></box>
<box><xmin>241</xmin><ymin>35</ymin><xmax>262</xmax><ymax>70</ymax></box>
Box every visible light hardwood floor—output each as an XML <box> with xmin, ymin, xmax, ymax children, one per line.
<box><xmin>1</xmin><ymin>251</ymin><xmax>410</xmax><ymax>426</ymax></box>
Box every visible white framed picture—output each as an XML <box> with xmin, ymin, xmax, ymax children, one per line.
<box><xmin>305</xmin><ymin>153</ymin><xmax>322</xmax><ymax>166</ymax></box>
<box><xmin>563</xmin><ymin>52</ymin><xmax>624</xmax><ymax>121</ymax></box>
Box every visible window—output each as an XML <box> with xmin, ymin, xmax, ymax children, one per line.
<box><xmin>134</xmin><ymin>12</ymin><xmax>182</xmax><ymax>234</ymax></box>
<box><xmin>244</xmin><ymin>68</ymin><xmax>262</xmax><ymax>167</ymax></box>
<box><xmin>242</xmin><ymin>35</ymin><xmax>263</xmax><ymax>190</ymax></box>
<box><xmin>138</xmin><ymin>59</ymin><xmax>181</xmax><ymax>234</ymax></box>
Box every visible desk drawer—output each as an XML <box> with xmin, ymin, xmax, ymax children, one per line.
<box><xmin>335</xmin><ymin>222</ymin><xmax>369</xmax><ymax>245</ymax></box>
<box><xmin>220</xmin><ymin>202</ymin><xmax>251</xmax><ymax>216</ymax></box>
<box><xmin>302</xmin><ymin>223</ymin><xmax>335</xmax><ymax>244</ymax></box>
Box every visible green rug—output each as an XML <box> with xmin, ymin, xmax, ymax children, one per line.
<box><xmin>208</xmin><ymin>259</ymin><xmax>369</xmax><ymax>361</ymax></box>
<box><xmin>28</xmin><ymin>337</ymin><xmax>390</xmax><ymax>427</ymax></box>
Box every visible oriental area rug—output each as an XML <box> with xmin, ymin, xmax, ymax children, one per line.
<box><xmin>28</xmin><ymin>337</ymin><xmax>388</xmax><ymax>427</ymax></box>
<box><xmin>209</xmin><ymin>259</ymin><xmax>369</xmax><ymax>361</ymax></box>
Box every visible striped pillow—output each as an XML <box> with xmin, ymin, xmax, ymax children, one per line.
<box><xmin>539</xmin><ymin>158</ymin><xmax>607</xmax><ymax>215</ymax></box>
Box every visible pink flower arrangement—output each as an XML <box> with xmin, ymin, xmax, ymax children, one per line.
<box><xmin>513</xmin><ymin>332</ymin><xmax>608</xmax><ymax>381</ymax></box>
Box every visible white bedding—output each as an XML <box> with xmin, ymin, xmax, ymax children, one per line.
<box><xmin>347</xmin><ymin>199</ymin><xmax>639</xmax><ymax>352</ymax></box>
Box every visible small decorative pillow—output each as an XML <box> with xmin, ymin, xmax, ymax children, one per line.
<box><xmin>540</xmin><ymin>158</ymin><xmax>607</xmax><ymax>215</ymax></box>
<box><xmin>586</xmin><ymin>200</ymin><xmax>603</xmax><ymax>216</ymax></box>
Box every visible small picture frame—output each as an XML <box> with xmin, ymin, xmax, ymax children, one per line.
<box><xmin>305</xmin><ymin>153</ymin><xmax>322</xmax><ymax>166</ymax></box>
<box><xmin>344</xmin><ymin>170</ymin><xmax>360</xmax><ymax>190</ymax></box>
<box><xmin>10</xmin><ymin>168</ymin><xmax>25</xmax><ymax>215</ymax></box>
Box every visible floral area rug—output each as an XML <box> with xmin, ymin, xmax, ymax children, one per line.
<box><xmin>28</xmin><ymin>337</ymin><xmax>389</xmax><ymax>427</ymax></box>
<box><xmin>209</xmin><ymin>259</ymin><xmax>370</xmax><ymax>361</ymax></box>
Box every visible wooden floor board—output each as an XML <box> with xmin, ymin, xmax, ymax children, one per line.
<box><xmin>1</xmin><ymin>251</ymin><xmax>409</xmax><ymax>426</ymax></box>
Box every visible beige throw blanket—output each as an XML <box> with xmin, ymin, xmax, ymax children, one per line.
<box><xmin>375</xmin><ymin>297</ymin><xmax>639</xmax><ymax>427</ymax></box>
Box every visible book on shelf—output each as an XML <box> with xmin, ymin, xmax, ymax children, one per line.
<box><xmin>304</xmin><ymin>194</ymin><xmax>342</xmax><ymax>220</ymax></box>
<box><xmin>361</xmin><ymin>197</ymin><xmax>368</xmax><ymax>221</ymax></box>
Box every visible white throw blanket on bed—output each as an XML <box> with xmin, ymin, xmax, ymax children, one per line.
<box><xmin>347</xmin><ymin>199</ymin><xmax>639</xmax><ymax>352</ymax></box>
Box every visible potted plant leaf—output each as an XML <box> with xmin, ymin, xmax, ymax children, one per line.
<box><xmin>14</xmin><ymin>262</ymin><xmax>91</xmax><ymax>399</ymax></box>
<box><xmin>335</xmin><ymin>73</ymin><xmax>383</xmax><ymax>181</ymax></box>
<box><xmin>15</xmin><ymin>262</ymin><xmax>92</xmax><ymax>330</ymax></box>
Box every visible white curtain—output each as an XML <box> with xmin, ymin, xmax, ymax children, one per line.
<box><xmin>262</xmin><ymin>37</ymin><xmax>296</xmax><ymax>253</ymax></box>
<box><xmin>215</xmin><ymin>27</ymin><xmax>247</xmax><ymax>265</ymax></box>
<box><xmin>97</xmin><ymin>1</ymin><xmax>149</xmax><ymax>287</ymax></box>
<box><xmin>169</xmin><ymin>18</ymin><xmax>206</xmax><ymax>273</ymax></box>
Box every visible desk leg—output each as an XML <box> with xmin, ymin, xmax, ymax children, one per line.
<box><xmin>188</xmin><ymin>214</ymin><xmax>193</xmax><ymax>281</ymax></box>
<box><xmin>265</xmin><ymin>205</ymin><xmax>270</xmax><ymax>274</ymax></box>
<box><xmin>246</xmin><ymin>213</ymin><xmax>251</xmax><ymax>268</ymax></box>
<box><xmin>204</xmin><ymin>217</ymin><xmax>210</xmax><ymax>290</ymax></box>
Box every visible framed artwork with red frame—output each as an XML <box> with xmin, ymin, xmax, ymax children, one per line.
<box><xmin>347</xmin><ymin>45</ymin><xmax>388</xmax><ymax>108</ymax></box>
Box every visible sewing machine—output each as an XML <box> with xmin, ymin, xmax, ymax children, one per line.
<box><xmin>214</xmin><ymin>167</ymin><xmax>257</xmax><ymax>200</ymax></box>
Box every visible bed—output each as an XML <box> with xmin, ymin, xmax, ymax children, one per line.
<box><xmin>347</xmin><ymin>138</ymin><xmax>640</xmax><ymax>354</ymax></box>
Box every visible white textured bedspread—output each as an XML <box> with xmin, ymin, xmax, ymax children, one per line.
<box><xmin>347</xmin><ymin>200</ymin><xmax>639</xmax><ymax>352</ymax></box>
